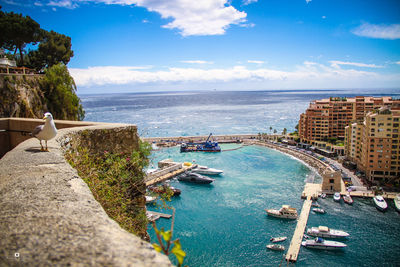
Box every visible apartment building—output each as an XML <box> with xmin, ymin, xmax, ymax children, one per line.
<box><xmin>344</xmin><ymin>107</ymin><xmax>400</xmax><ymax>184</ymax></box>
<box><xmin>299</xmin><ymin>96</ymin><xmax>399</xmax><ymax>144</ymax></box>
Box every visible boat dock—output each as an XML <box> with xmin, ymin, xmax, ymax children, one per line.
<box><xmin>146</xmin><ymin>210</ymin><xmax>172</xmax><ymax>219</ymax></box>
<box><xmin>145</xmin><ymin>159</ymin><xmax>196</xmax><ymax>186</ymax></box>
<box><xmin>286</xmin><ymin>183</ymin><xmax>321</xmax><ymax>263</ymax></box>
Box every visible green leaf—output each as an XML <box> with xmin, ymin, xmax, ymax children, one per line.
<box><xmin>152</xmin><ymin>243</ymin><xmax>162</xmax><ymax>253</ymax></box>
<box><xmin>161</xmin><ymin>230</ymin><xmax>172</xmax><ymax>242</ymax></box>
<box><xmin>171</xmin><ymin>239</ymin><xmax>186</xmax><ymax>265</ymax></box>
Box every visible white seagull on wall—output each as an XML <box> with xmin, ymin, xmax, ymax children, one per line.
<box><xmin>32</xmin><ymin>112</ymin><xmax>58</xmax><ymax>151</ymax></box>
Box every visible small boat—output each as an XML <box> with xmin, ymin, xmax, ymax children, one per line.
<box><xmin>266</xmin><ymin>244</ymin><xmax>285</xmax><ymax>251</ymax></box>
<box><xmin>311</xmin><ymin>202</ymin><xmax>320</xmax><ymax>207</ymax></box>
<box><xmin>148</xmin><ymin>184</ymin><xmax>182</xmax><ymax>196</ymax></box>
<box><xmin>394</xmin><ymin>194</ymin><xmax>400</xmax><ymax>212</ymax></box>
<box><xmin>307</xmin><ymin>226</ymin><xmax>349</xmax><ymax>239</ymax></box>
<box><xmin>303</xmin><ymin>234</ymin><xmax>311</xmax><ymax>239</ymax></box>
<box><xmin>373</xmin><ymin>195</ymin><xmax>388</xmax><ymax>211</ymax></box>
<box><xmin>333</xmin><ymin>192</ymin><xmax>341</xmax><ymax>202</ymax></box>
<box><xmin>270</xmin><ymin>236</ymin><xmax>287</xmax><ymax>243</ymax></box>
<box><xmin>177</xmin><ymin>172</ymin><xmax>215</xmax><ymax>184</ymax></box>
<box><xmin>302</xmin><ymin>237</ymin><xmax>347</xmax><ymax>250</ymax></box>
<box><xmin>145</xmin><ymin>195</ymin><xmax>156</xmax><ymax>203</ymax></box>
<box><xmin>146</xmin><ymin>212</ymin><xmax>160</xmax><ymax>222</ymax></box>
<box><xmin>312</xmin><ymin>208</ymin><xmax>326</xmax><ymax>214</ymax></box>
<box><xmin>343</xmin><ymin>193</ymin><xmax>353</xmax><ymax>205</ymax></box>
<box><xmin>192</xmin><ymin>165</ymin><xmax>223</xmax><ymax>175</ymax></box>
<box><xmin>320</xmin><ymin>193</ymin><xmax>327</xmax><ymax>199</ymax></box>
<box><xmin>265</xmin><ymin>205</ymin><xmax>298</xmax><ymax>219</ymax></box>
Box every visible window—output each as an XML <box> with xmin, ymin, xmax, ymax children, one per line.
<box><xmin>329</xmin><ymin>179</ymin><xmax>334</xmax><ymax>183</ymax></box>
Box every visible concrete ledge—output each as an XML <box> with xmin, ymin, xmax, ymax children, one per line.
<box><xmin>0</xmin><ymin>122</ymin><xmax>172</xmax><ymax>266</ymax></box>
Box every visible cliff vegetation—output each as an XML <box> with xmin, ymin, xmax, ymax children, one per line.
<box><xmin>0</xmin><ymin>63</ymin><xmax>85</xmax><ymax>120</ymax></box>
<box><xmin>65</xmin><ymin>139</ymin><xmax>152</xmax><ymax>240</ymax></box>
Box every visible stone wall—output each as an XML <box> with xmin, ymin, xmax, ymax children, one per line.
<box><xmin>0</xmin><ymin>121</ymin><xmax>172</xmax><ymax>266</ymax></box>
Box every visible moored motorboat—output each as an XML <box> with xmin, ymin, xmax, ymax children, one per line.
<box><xmin>373</xmin><ymin>195</ymin><xmax>388</xmax><ymax>211</ymax></box>
<box><xmin>301</xmin><ymin>237</ymin><xmax>347</xmax><ymax>250</ymax></box>
<box><xmin>265</xmin><ymin>205</ymin><xmax>298</xmax><ymax>219</ymax></box>
<box><xmin>394</xmin><ymin>194</ymin><xmax>400</xmax><ymax>212</ymax></box>
<box><xmin>312</xmin><ymin>208</ymin><xmax>326</xmax><ymax>214</ymax></box>
<box><xmin>270</xmin><ymin>236</ymin><xmax>287</xmax><ymax>243</ymax></box>
<box><xmin>177</xmin><ymin>172</ymin><xmax>215</xmax><ymax>184</ymax></box>
<box><xmin>311</xmin><ymin>202</ymin><xmax>320</xmax><ymax>207</ymax></box>
<box><xmin>320</xmin><ymin>193</ymin><xmax>327</xmax><ymax>199</ymax></box>
<box><xmin>343</xmin><ymin>193</ymin><xmax>353</xmax><ymax>205</ymax></box>
<box><xmin>266</xmin><ymin>244</ymin><xmax>285</xmax><ymax>251</ymax></box>
<box><xmin>307</xmin><ymin>226</ymin><xmax>349</xmax><ymax>238</ymax></box>
<box><xmin>145</xmin><ymin>195</ymin><xmax>156</xmax><ymax>203</ymax></box>
<box><xmin>192</xmin><ymin>165</ymin><xmax>223</xmax><ymax>175</ymax></box>
<box><xmin>333</xmin><ymin>192</ymin><xmax>341</xmax><ymax>202</ymax></box>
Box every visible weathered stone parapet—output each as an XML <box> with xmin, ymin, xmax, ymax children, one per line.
<box><xmin>64</xmin><ymin>125</ymin><xmax>139</xmax><ymax>156</ymax></box>
<box><xmin>0</xmin><ymin>122</ymin><xmax>172</xmax><ymax>266</ymax></box>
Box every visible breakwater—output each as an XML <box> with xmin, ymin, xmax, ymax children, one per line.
<box><xmin>247</xmin><ymin>140</ymin><xmax>331</xmax><ymax>177</ymax></box>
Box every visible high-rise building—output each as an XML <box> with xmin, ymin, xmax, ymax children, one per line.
<box><xmin>344</xmin><ymin>107</ymin><xmax>400</xmax><ymax>184</ymax></box>
<box><xmin>299</xmin><ymin>96</ymin><xmax>399</xmax><ymax>145</ymax></box>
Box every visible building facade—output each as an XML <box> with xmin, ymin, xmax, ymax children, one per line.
<box><xmin>344</xmin><ymin>107</ymin><xmax>400</xmax><ymax>184</ymax></box>
<box><xmin>299</xmin><ymin>96</ymin><xmax>399</xmax><ymax>145</ymax></box>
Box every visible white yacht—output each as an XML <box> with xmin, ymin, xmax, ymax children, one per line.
<box><xmin>333</xmin><ymin>192</ymin><xmax>341</xmax><ymax>202</ymax></box>
<box><xmin>307</xmin><ymin>226</ymin><xmax>349</xmax><ymax>238</ymax></box>
<box><xmin>266</xmin><ymin>244</ymin><xmax>285</xmax><ymax>251</ymax></box>
<box><xmin>302</xmin><ymin>237</ymin><xmax>347</xmax><ymax>250</ymax></box>
<box><xmin>373</xmin><ymin>195</ymin><xmax>388</xmax><ymax>211</ymax></box>
<box><xmin>343</xmin><ymin>193</ymin><xmax>353</xmax><ymax>205</ymax></box>
<box><xmin>394</xmin><ymin>194</ymin><xmax>400</xmax><ymax>212</ymax></box>
<box><xmin>192</xmin><ymin>165</ymin><xmax>223</xmax><ymax>175</ymax></box>
<box><xmin>270</xmin><ymin>236</ymin><xmax>287</xmax><ymax>243</ymax></box>
<box><xmin>266</xmin><ymin>205</ymin><xmax>298</xmax><ymax>219</ymax></box>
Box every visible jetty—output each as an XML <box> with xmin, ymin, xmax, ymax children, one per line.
<box><xmin>286</xmin><ymin>183</ymin><xmax>321</xmax><ymax>263</ymax></box>
<box><xmin>145</xmin><ymin>159</ymin><xmax>195</xmax><ymax>186</ymax></box>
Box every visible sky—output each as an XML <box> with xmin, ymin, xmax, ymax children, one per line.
<box><xmin>1</xmin><ymin>0</ymin><xmax>400</xmax><ymax>94</ymax></box>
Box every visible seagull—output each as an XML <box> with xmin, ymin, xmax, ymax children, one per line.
<box><xmin>32</xmin><ymin>112</ymin><xmax>58</xmax><ymax>151</ymax></box>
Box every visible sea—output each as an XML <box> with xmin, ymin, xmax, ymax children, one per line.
<box><xmin>80</xmin><ymin>89</ymin><xmax>400</xmax><ymax>267</ymax></box>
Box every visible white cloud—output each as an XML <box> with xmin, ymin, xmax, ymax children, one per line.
<box><xmin>329</xmin><ymin>60</ymin><xmax>383</xmax><ymax>69</ymax></box>
<box><xmin>247</xmin><ymin>60</ymin><xmax>264</xmax><ymax>64</ymax></box>
<box><xmin>181</xmin><ymin>60</ymin><xmax>213</xmax><ymax>64</ymax></box>
<box><xmin>322</xmin><ymin>16</ymin><xmax>326</xmax><ymax>19</ymax></box>
<box><xmin>85</xmin><ymin>0</ymin><xmax>248</xmax><ymax>36</ymax></box>
<box><xmin>305</xmin><ymin>0</ymin><xmax>312</xmax><ymax>3</ymax></box>
<box><xmin>396</xmin><ymin>61</ymin><xmax>400</xmax><ymax>65</ymax></box>
<box><xmin>48</xmin><ymin>0</ymin><xmax>78</xmax><ymax>9</ymax></box>
<box><xmin>352</xmin><ymin>23</ymin><xmax>400</xmax><ymax>40</ymax></box>
<box><xmin>69</xmin><ymin>61</ymin><xmax>393</xmax><ymax>89</ymax></box>
<box><xmin>242</xmin><ymin>0</ymin><xmax>258</xmax><ymax>5</ymax></box>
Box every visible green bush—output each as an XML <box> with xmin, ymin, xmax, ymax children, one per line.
<box><xmin>41</xmin><ymin>63</ymin><xmax>85</xmax><ymax>120</ymax></box>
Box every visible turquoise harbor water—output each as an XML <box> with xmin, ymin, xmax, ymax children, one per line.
<box><xmin>80</xmin><ymin>90</ymin><xmax>400</xmax><ymax>266</ymax></box>
<box><xmin>148</xmin><ymin>145</ymin><xmax>400</xmax><ymax>267</ymax></box>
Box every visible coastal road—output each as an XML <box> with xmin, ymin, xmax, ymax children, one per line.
<box><xmin>324</xmin><ymin>157</ymin><xmax>367</xmax><ymax>190</ymax></box>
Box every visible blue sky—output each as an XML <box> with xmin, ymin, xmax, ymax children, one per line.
<box><xmin>1</xmin><ymin>0</ymin><xmax>400</xmax><ymax>94</ymax></box>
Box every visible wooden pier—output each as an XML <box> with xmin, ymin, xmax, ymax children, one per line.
<box><xmin>145</xmin><ymin>161</ymin><xmax>195</xmax><ymax>186</ymax></box>
<box><xmin>286</xmin><ymin>183</ymin><xmax>321</xmax><ymax>263</ymax></box>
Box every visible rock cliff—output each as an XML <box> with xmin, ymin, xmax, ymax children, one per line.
<box><xmin>0</xmin><ymin>75</ymin><xmax>47</xmax><ymax>118</ymax></box>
